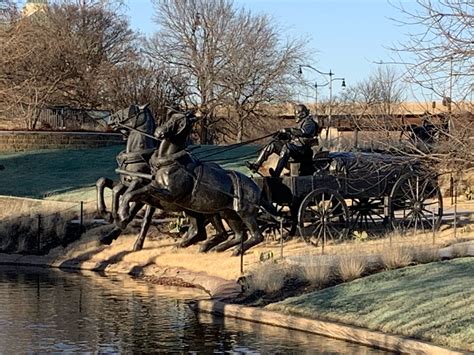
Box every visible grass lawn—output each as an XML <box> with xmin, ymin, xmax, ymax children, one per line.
<box><xmin>266</xmin><ymin>257</ymin><xmax>474</xmax><ymax>351</ymax></box>
<box><xmin>0</xmin><ymin>145</ymin><xmax>258</xmax><ymax>199</ymax></box>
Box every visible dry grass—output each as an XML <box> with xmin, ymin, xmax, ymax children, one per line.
<box><xmin>0</xmin><ymin>197</ymin><xmax>78</xmax><ymax>254</ymax></box>
<box><xmin>452</xmin><ymin>243</ymin><xmax>470</xmax><ymax>257</ymax></box>
<box><xmin>297</xmin><ymin>255</ymin><xmax>332</xmax><ymax>287</ymax></box>
<box><xmin>379</xmin><ymin>245</ymin><xmax>413</xmax><ymax>270</ymax></box>
<box><xmin>336</xmin><ymin>254</ymin><xmax>367</xmax><ymax>282</ymax></box>
<box><xmin>0</xmin><ymin>196</ymin><xmax>78</xmax><ymax>218</ymax></box>
<box><xmin>412</xmin><ymin>245</ymin><xmax>440</xmax><ymax>264</ymax></box>
<box><xmin>246</xmin><ymin>262</ymin><xmax>288</xmax><ymax>294</ymax></box>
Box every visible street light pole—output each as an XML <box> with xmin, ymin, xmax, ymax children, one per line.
<box><xmin>329</xmin><ymin>70</ymin><xmax>333</xmax><ymax>131</ymax></box>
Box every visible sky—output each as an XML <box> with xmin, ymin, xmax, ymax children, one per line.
<box><xmin>125</xmin><ymin>0</ymin><xmax>421</xmax><ymax>100</ymax></box>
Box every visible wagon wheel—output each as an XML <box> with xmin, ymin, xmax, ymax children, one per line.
<box><xmin>390</xmin><ymin>173</ymin><xmax>443</xmax><ymax>232</ymax></box>
<box><xmin>258</xmin><ymin>203</ymin><xmax>294</xmax><ymax>240</ymax></box>
<box><xmin>349</xmin><ymin>198</ymin><xmax>387</xmax><ymax>232</ymax></box>
<box><xmin>298</xmin><ymin>188</ymin><xmax>350</xmax><ymax>246</ymax></box>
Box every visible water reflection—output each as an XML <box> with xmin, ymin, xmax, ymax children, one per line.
<box><xmin>0</xmin><ymin>266</ymin><xmax>389</xmax><ymax>353</ymax></box>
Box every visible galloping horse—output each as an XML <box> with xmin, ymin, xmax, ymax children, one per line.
<box><xmin>117</xmin><ymin>112</ymin><xmax>272</xmax><ymax>256</ymax></box>
<box><xmin>96</xmin><ymin>104</ymin><xmax>158</xmax><ymax>250</ymax></box>
<box><xmin>97</xmin><ymin>104</ymin><xmax>229</xmax><ymax>251</ymax></box>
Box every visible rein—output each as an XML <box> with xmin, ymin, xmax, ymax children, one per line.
<box><xmin>116</xmin><ymin>122</ymin><xmax>159</xmax><ymax>141</ymax></box>
<box><xmin>195</xmin><ymin>132</ymin><xmax>276</xmax><ymax>160</ymax></box>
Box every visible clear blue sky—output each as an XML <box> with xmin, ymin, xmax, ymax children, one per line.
<box><xmin>126</xmin><ymin>0</ymin><xmax>419</xmax><ymax>100</ymax></box>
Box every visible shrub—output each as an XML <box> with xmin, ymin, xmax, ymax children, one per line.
<box><xmin>337</xmin><ymin>254</ymin><xmax>366</xmax><ymax>282</ymax></box>
<box><xmin>247</xmin><ymin>262</ymin><xmax>287</xmax><ymax>294</ymax></box>
<box><xmin>298</xmin><ymin>255</ymin><xmax>332</xmax><ymax>287</ymax></box>
<box><xmin>380</xmin><ymin>245</ymin><xmax>413</xmax><ymax>269</ymax></box>
<box><xmin>452</xmin><ymin>243</ymin><xmax>470</xmax><ymax>257</ymax></box>
<box><xmin>412</xmin><ymin>245</ymin><xmax>440</xmax><ymax>264</ymax></box>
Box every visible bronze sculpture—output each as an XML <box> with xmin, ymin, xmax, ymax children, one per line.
<box><xmin>115</xmin><ymin>111</ymin><xmax>273</xmax><ymax>256</ymax></box>
<box><xmin>96</xmin><ymin>105</ymin><xmax>229</xmax><ymax>251</ymax></box>
<box><xmin>246</xmin><ymin>104</ymin><xmax>319</xmax><ymax>177</ymax></box>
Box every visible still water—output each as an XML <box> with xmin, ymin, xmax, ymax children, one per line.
<box><xmin>0</xmin><ymin>266</ymin><xmax>389</xmax><ymax>353</ymax></box>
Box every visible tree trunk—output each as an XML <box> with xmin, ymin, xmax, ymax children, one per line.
<box><xmin>199</xmin><ymin>116</ymin><xmax>208</xmax><ymax>144</ymax></box>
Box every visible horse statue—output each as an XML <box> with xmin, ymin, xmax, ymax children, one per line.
<box><xmin>96</xmin><ymin>104</ymin><xmax>229</xmax><ymax>251</ymax></box>
<box><xmin>116</xmin><ymin>111</ymin><xmax>274</xmax><ymax>256</ymax></box>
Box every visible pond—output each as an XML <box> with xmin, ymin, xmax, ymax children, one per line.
<box><xmin>0</xmin><ymin>266</ymin><xmax>390</xmax><ymax>353</ymax></box>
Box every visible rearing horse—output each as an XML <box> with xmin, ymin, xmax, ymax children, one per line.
<box><xmin>98</xmin><ymin>105</ymin><xmax>230</xmax><ymax>251</ymax></box>
<box><xmin>117</xmin><ymin>112</ymin><xmax>271</xmax><ymax>256</ymax></box>
<box><xmin>96</xmin><ymin>104</ymin><xmax>158</xmax><ymax>249</ymax></box>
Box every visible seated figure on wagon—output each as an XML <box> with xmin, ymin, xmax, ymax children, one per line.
<box><xmin>246</xmin><ymin>104</ymin><xmax>319</xmax><ymax>177</ymax></box>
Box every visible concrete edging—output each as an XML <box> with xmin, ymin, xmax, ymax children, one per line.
<box><xmin>194</xmin><ymin>300</ymin><xmax>463</xmax><ymax>354</ymax></box>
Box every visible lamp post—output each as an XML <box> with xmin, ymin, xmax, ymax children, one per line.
<box><xmin>299</xmin><ymin>65</ymin><xmax>345</xmax><ymax>135</ymax></box>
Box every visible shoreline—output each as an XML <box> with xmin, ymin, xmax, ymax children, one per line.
<box><xmin>1</xmin><ymin>247</ymin><xmax>471</xmax><ymax>354</ymax></box>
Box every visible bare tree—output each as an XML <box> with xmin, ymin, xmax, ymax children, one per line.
<box><xmin>0</xmin><ymin>0</ymin><xmax>136</xmax><ymax>129</ymax></box>
<box><xmin>147</xmin><ymin>0</ymin><xmax>306</xmax><ymax>143</ymax></box>
<box><xmin>341</xmin><ymin>66</ymin><xmax>405</xmax><ymax>116</ymax></box>
<box><xmin>383</xmin><ymin>0</ymin><xmax>474</xmax><ymax>174</ymax></box>
<box><xmin>105</xmin><ymin>58</ymin><xmax>188</xmax><ymax>124</ymax></box>
<box><xmin>147</xmin><ymin>0</ymin><xmax>233</xmax><ymax>143</ymax></box>
<box><xmin>390</xmin><ymin>0</ymin><xmax>473</xmax><ymax>104</ymax></box>
<box><xmin>218</xmin><ymin>10</ymin><xmax>304</xmax><ymax>142</ymax></box>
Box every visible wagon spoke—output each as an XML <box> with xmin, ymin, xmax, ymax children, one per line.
<box><xmin>353</xmin><ymin>212</ymin><xmax>361</xmax><ymax>226</ymax></box>
<box><xmin>403</xmin><ymin>210</ymin><xmax>414</xmax><ymax>221</ymax></box>
<box><xmin>309</xmin><ymin>205</ymin><xmax>323</xmax><ymax>215</ymax></box>
<box><xmin>326</xmin><ymin>226</ymin><xmax>337</xmax><ymax>241</ymax></box>
<box><xmin>328</xmin><ymin>201</ymin><xmax>342</xmax><ymax>215</ymax></box>
<box><xmin>423</xmin><ymin>200</ymin><xmax>440</xmax><ymax>206</ymax></box>
<box><xmin>368</xmin><ymin>213</ymin><xmax>377</xmax><ymax>225</ymax></box>
<box><xmin>424</xmin><ymin>185</ymin><xmax>438</xmax><ymax>199</ymax></box>
<box><xmin>310</xmin><ymin>234</ymin><xmax>322</xmax><ymax>247</ymax></box>
<box><xmin>420</xmin><ymin>179</ymin><xmax>430</xmax><ymax>197</ymax></box>
<box><xmin>422</xmin><ymin>207</ymin><xmax>438</xmax><ymax>216</ymax></box>
<box><xmin>421</xmin><ymin>213</ymin><xmax>434</xmax><ymax>229</ymax></box>
<box><xmin>373</xmin><ymin>211</ymin><xmax>385</xmax><ymax>220</ymax></box>
<box><xmin>405</xmin><ymin>213</ymin><xmax>415</xmax><ymax>229</ymax></box>
<box><xmin>331</xmin><ymin>209</ymin><xmax>346</xmax><ymax>219</ymax></box>
<box><xmin>311</xmin><ymin>223</ymin><xmax>322</xmax><ymax>237</ymax></box>
<box><xmin>407</xmin><ymin>179</ymin><xmax>417</xmax><ymax>200</ymax></box>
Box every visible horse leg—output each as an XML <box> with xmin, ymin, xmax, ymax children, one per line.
<box><xmin>232</xmin><ymin>215</ymin><xmax>264</xmax><ymax>256</ymax></box>
<box><xmin>211</xmin><ymin>213</ymin><xmax>247</xmax><ymax>252</ymax></box>
<box><xmin>100</xmin><ymin>202</ymin><xmax>144</xmax><ymax>245</ymax></box>
<box><xmin>179</xmin><ymin>213</ymin><xmax>207</xmax><ymax>248</ymax></box>
<box><xmin>199</xmin><ymin>215</ymin><xmax>231</xmax><ymax>253</ymax></box>
<box><xmin>96</xmin><ymin>177</ymin><xmax>115</xmax><ymax>221</ymax></box>
<box><xmin>133</xmin><ymin>205</ymin><xmax>156</xmax><ymax>251</ymax></box>
<box><xmin>118</xmin><ymin>184</ymin><xmax>156</xmax><ymax>228</ymax></box>
<box><xmin>111</xmin><ymin>182</ymin><xmax>127</xmax><ymax>224</ymax></box>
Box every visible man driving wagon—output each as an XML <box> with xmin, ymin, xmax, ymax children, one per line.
<box><xmin>246</xmin><ymin>104</ymin><xmax>319</xmax><ymax>177</ymax></box>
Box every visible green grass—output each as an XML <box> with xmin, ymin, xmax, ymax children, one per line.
<box><xmin>0</xmin><ymin>144</ymin><xmax>259</xmax><ymax>199</ymax></box>
<box><xmin>267</xmin><ymin>257</ymin><xmax>474</xmax><ymax>351</ymax></box>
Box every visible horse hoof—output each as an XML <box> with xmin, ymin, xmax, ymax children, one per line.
<box><xmin>104</xmin><ymin>212</ymin><xmax>113</xmax><ymax>224</ymax></box>
<box><xmin>232</xmin><ymin>247</ymin><xmax>242</xmax><ymax>257</ymax></box>
<box><xmin>179</xmin><ymin>234</ymin><xmax>206</xmax><ymax>248</ymax></box>
<box><xmin>199</xmin><ymin>243</ymin><xmax>209</xmax><ymax>253</ymax></box>
<box><xmin>132</xmin><ymin>243</ymin><xmax>143</xmax><ymax>252</ymax></box>
<box><xmin>100</xmin><ymin>236</ymin><xmax>114</xmax><ymax>245</ymax></box>
<box><xmin>199</xmin><ymin>234</ymin><xmax>228</xmax><ymax>253</ymax></box>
